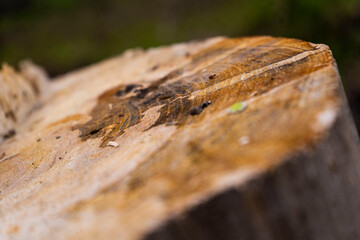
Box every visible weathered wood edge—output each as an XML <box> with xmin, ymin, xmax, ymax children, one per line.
<box><xmin>143</xmin><ymin>70</ymin><xmax>360</xmax><ymax>240</ymax></box>
<box><xmin>0</xmin><ymin>61</ymin><xmax>48</xmax><ymax>142</ymax></box>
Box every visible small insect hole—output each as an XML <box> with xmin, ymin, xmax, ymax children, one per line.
<box><xmin>125</xmin><ymin>84</ymin><xmax>139</xmax><ymax>93</ymax></box>
<box><xmin>208</xmin><ymin>74</ymin><xmax>216</xmax><ymax>79</ymax></box>
<box><xmin>150</xmin><ymin>65</ymin><xmax>159</xmax><ymax>71</ymax></box>
<box><xmin>3</xmin><ymin>129</ymin><xmax>16</xmax><ymax>140</ymax></box>
<box><xmin>89</xmin><ymin>129</ymin><xmax>101</xmax><ymax>135</ymax></box>
<box><xmin>190</xmin><ymin>101</ymin><xmax>212</xmax><ymax>116</ymax></box>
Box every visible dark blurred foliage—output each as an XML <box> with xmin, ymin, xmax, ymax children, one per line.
<box><xmin>0</xmin><ymin>0</ymin><xmax>360</xmax><ymax>129</ymax></box>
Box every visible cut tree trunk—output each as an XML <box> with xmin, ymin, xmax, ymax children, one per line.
<box><xmin>0</xmin><ymin>36</ymin><xmax>359</xmax><ymax>240</ymax></box>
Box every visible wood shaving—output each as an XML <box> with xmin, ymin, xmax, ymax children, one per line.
<box><xmin>107</xmin><ymin>141</ymin><xmax>119</xmax><ymax>148</ymax></box>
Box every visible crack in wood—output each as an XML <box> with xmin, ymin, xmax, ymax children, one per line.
<box><xmin>72</xmin><ymin>38</ymin><xmax>326</xmax><ymax>147</ymax></box>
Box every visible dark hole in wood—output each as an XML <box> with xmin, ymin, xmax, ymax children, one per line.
<box><xmin>150</xmin><ymin>65</ymin><xmax>159</xmax><ymax>71</ymax></box>
<box><xmin>89</xmin><ymin>129</ymin><xmax>101</xmax><ymax>135</ymax></box>
<box><xmin>5</xmin><ymin>111</ymin><xmax>16</xmax><ymax>122</ymax></box>
<box><xmin>125</xmin><ymin>84</ymin><xmax>140</xmax><ymax>93</ymax></box>
<box><xmin>208</xmin><ymin>74</ymin><xmax>217</xmax><ymax>79</ymax></box>
<box><xmin>3</xmin><ymin>129</ymin><xmax>16</xmax><ymax>140</ymax></box>
<box><xmin>190</xmin><ymin>101</ymin><xmax>212</xmax><ymax>116</ymax></box>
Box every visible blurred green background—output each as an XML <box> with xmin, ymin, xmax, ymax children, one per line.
<box><xmin>0</xmin><ymin>0</ymin><xmax>359</xmax><ymax>129</ymax></box>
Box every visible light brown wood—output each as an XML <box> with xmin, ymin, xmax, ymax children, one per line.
<box><xmin>0</xmin><ymin>36</ymin><xmax>359</xmax><ymax>240</ymax></box>
<box><xmin>0</xmin><ymin>61</ymin><xmax>48</xmax><ymax>142</ymax></box>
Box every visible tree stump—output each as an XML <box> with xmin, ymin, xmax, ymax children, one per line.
<box><xmin>0</xmin><ymin>36</ymin><xmax>359</xmax><ymax>240</ymax></box>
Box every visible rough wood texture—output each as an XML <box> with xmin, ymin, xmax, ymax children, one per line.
<box><xmin>0</xmin><ymin>61</ymin><xmax>48</xmax><ymax>142</ymax></box>
<box><xmin>0</xmin><ymin>36</ymin><xmax>359</xmax><ymax>240</ymax></box>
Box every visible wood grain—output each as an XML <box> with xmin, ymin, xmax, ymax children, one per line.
<box><xmin>0</xmin><ymin>36</ymin><xmax>359</xmax><ymax>240</ymax></box>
